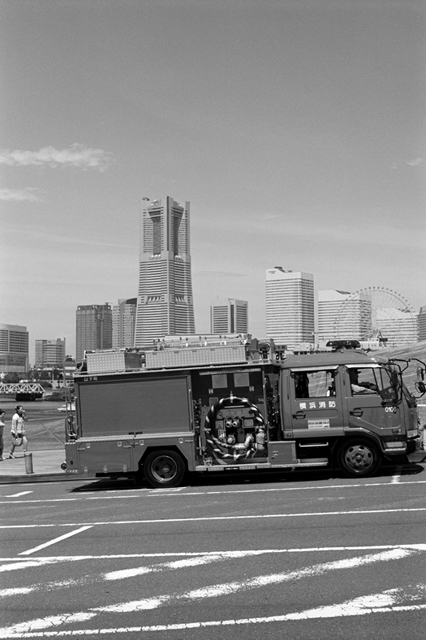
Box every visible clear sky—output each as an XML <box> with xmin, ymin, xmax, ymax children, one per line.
<box><xmin>1</xmin><ymin>0</ymin><xmax>425</xmax><ymax>362</ymax></box>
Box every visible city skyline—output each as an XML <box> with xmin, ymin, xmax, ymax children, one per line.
<box><xmin>1</xmin><ymin>1</ymin><xmax>424</xmax><ymax>362</ymax></box>
<box><xmin>2</xmin><ymin>274</ymin><xmax>424</xmax><ymax>369</ymax></box>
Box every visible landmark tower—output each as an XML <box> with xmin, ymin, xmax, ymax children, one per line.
<box><xmin>134</xmin><ymin>197</ymin><xmax>195</xmax><ymax>347</ymax></box>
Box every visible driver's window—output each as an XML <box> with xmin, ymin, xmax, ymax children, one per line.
<box><xmin>294</xmin><ymin>370</ymin><xmax>336</xmax><ymax>399</ymax></box>
<box><xmin>349</xmin><ymin>368</ymin><xmax>390</xmax><ymax>397</ymax></box>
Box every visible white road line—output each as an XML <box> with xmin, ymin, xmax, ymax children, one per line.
<box><xmin>104</xmin><ymin>551</ymin><xmax>249</xmax><ymax>581</ymax></box>
<box><xmin>1</xmin><ymin>478</ymin><xmax>426</xmax><ymax>505</ymax></box>
<box><xmin>98</xmin><ymin>548</ymin><xmax>414</xmax><ymax>613</ymax></box>
<box><xmin>3</xmin><ymin>546</ymin><xmax>424</xmax><ymax>601</ymax></box>
<box><xmin>0</xmin><ymin>560</ymin><xmax>59</xmax><ymax>573</ymax></box>
<box><xmin>0</xmin><ymin>588</ymin><xmax>32</xmax><ymax>596</ymax></box>
<box><xmin>1</xmin><ymin>604</ymin><xmax>425</xmax><ymax>637</ymax></box>
<box><xmin>391</xmin><ymin>466</ymin><xmax>402</xmax><ymax>483</ymax></box>
<box><xmin>18</xmin><ymin>526</ymin><xmax>93</xmax><ymax>556</ymax></box>
<box><xmin>0</xmin><ymin>543</ymin><xmax>425</xmax><ymax>564</ymax></box>
<box><xmin>0</xmin><ymin>548</ymin><xmax>417</xmax><ymax>637</ymax></box>
<box><xmin>4</xmin><ymin>491</ymin><xmax>33</xmax><ymax>498</ymax></box>
<box><xmin>1</xmin><ymin>506</ymin><xmax>426</xmax><ymax>530</ymax></box>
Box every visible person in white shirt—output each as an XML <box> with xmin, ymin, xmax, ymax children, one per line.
<box><xmin>9</xmin><ymin>405</ymin><xmax>27</xmax><ymax>458</ymax></box>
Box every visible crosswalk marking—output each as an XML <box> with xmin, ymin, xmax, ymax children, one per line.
<box><xmin>0</xmin><ymin>547</ymin><xmax>421</xmax><ymax>637</ymax></box>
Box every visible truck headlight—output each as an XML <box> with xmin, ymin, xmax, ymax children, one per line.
<box><xmin>384</xmin><ymin>441</ymin><xmax>405</xmax><ymax>449</ymax></box>
<box><xmin>406</xmin><ymin>429</ymin><xmax>418</xmax><ymax>439</ymax></box>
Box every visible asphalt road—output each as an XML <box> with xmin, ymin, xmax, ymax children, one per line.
<box><xmin>1</xmin><ymin>468</ymin><xmax>425</xmax><ymax>639</ymax></box>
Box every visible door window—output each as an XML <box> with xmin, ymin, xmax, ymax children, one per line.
<box><xmin>348</xmin><ymin>367</ymin><xmax>396</xmax><ymax>401</ymax></box>
<box><xmin>293</xmin><ymin>370</ymin><xmax>337</xmax><ymax>399</ymax></box>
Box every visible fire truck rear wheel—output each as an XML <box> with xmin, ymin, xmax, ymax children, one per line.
<box><xmin>144</xmin><ymin>450</ymin><xmax>185</xmax><ymax>488</ymax></box>
<box><xmin>337</xmin><ymin>439</ymin><xmax>381</xmax><ymax>478</ymax></box>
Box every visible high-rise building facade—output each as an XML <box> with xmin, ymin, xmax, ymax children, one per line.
<box><xmin>210</xmin><ymin>298</ymin><xmax>248</xmax><ymax>334</ymax></box>
<box><xmin>265</xmin><ymin>268</ymin><xmax>314</xmax><ymax>349</ymax></box>
<box><xmin>112</xmin><ymin>298</ymin><xmax>137</xmax><ymax>348</ymax></box>
<box><xmin>135</xmin><ymin>196</ymin><xmax>195</xmax><ymax>348</ymax></box>
<box><xmin>318</xmin><ymin>290</ymin><xmax>371</xmax><ymax>342</ymax></box>
<box><xmin>418</xmin><ymin>306</ymin><xmax>426</xmax><ymax>341</ymax></box>
<box><xmin>35</xmin><ymin>338</ymin><xmax>66</xmax><ymax>368</ymax></box>
<box><xmin>76</xmin><ymin>304</ymin><xmax>112</xmax><ymax>362</ymax></box>
<box><xmin>0</xmin><ymin>323</ymin><xmax>29</xmax><ymax>373</ymax></box>
<box><xmin>374</xmin><ymin>308</ymin><xmax>418</xmax><ymax>346</ymax></box>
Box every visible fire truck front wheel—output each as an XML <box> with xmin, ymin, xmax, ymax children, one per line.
<box><xmin>337</xmin><ymin>439</ymin><xmax>381</xmax><ymax>478</ymax></box>
<box><xmin>143</xmin><ymin>450</ymin><xmax>186</xmax><ymax>488</ymax></box>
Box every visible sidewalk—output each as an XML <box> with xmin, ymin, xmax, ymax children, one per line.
<box><xmin>0</xmin><ymin>449</ymin><xmax>84</xmax><ymax>484</ymax></box>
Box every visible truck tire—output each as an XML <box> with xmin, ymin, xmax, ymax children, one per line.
<box><xmin>337</xmin><ymin>439</ymin><xmax>381</xmax><ymax>478</ymax></box>
<box><xmin>143</xmin><ymin>450</ymin><xmax>185</xmax><ymax>488</ymax></box>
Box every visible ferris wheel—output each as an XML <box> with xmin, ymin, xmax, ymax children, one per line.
<box><xmin>334</xmin><ymin>286</ymin><xmax>417</xmax><ymax>344</ymax></box>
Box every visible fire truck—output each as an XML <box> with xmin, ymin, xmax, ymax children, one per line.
<box><xmin>64</xmin><ymin>335</ymin><xmax>425</xmax><ymax>487</ymax></box>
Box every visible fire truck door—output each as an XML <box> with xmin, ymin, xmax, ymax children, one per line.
<box><xmin>343</xmin><ymin>365</ymin><xmax>402</xmax><ymax>434</ymax></box>
<box><xmin>287</xmin><ymin>367</ymin><xmax>345</xmax><ymax>436</ymax></box>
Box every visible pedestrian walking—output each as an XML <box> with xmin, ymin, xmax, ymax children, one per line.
<box><xmin>0</xmin><ymin>409</ymin><xmax>5</xmax><ymax>460</ymax></box>
<box><xmin>9</xmin><ymin>405</ymin><xmax>28</xmax><ymax>458</ymax></box>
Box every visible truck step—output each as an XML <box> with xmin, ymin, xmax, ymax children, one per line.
<box><xmin>296</xmin><ymin>458</ymin><xmax>329</xmax><ymax>466</ymax></box>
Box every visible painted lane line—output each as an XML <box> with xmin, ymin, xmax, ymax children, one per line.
<box><xmin>0</xmin><ymin>548</ymin><xmax>416</xmax><ymax>637</ymax></box>
<box><xmin>2</xmin><ymin>505</ymin><xmax>426</xmax><ymax>531</ymax></box>
<box><xmin>98</xmin><ymin>548</ymin><xmax>414</xmax><ymax>613</ymax></box>
<box><xmin>2</xmin><ymin>543</ymin><xmax>426</xmax><ymax>566</ymax></box>
<box><xmin>1</xmin><ymin>543</ymin><xmax>426</xmax><ymax>563</ymax></box>
<box><xmin>2</xmin><ymin>478</ymin><xmax>426</xmax><ymax>506</ymax></box>
<box><xmin>0</xmin><ymin>577</ymin><xmax>93</xmax><ymax>599</ymax></box>
<box><xmin>1</xmin><ymin>604</ymin><xmax>425</xmax><ymax>638</ymax></box>
<box><xmin>0</xmin><ymin>545</ymin><xmax>425</xmax><ymax>599</ymax></box>
<box><xmin>4</xmin><ymin>491</ymin><xmax>33</xmax><ymax>498</ymax></box>
<box><xmin>0</xmin><ymin>588</ymin><xmax>32</xmax><ymax>597</ymax></box>
<box><xmin>1</xmin><ymin>546</ymin><xmax>425</xmax><ymax>604</ymax></box>
<box><xmin>0</xmin><ymin>560</ymin><xmax>62</xmax><ymax>573</ymax></box>
<box><xmin>19</xmin><ymin>526</ymin><xmax>93</xmax><ymax>556</ymax></box>
<box><xmin>391</xmin><ymin>466</ymin><xmax>402</xmax><ymax>483</ymax></box>
<box><xmin>104</xmin><ymin>550</ymin><xmax>251</xmax><ymax>581</ymax></box>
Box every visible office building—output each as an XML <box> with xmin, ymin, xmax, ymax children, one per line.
<box><xmin>112</xmin><ymin>298</ymin><xmax>137</xmax><ymax>348</ymax></box>
<box><xmin>35</xmin><ymin>338</ymin><xmax>66</xmax><ymax>368</ymax></box>
<box><xmin>374</xmin><ymin>308</ymin><xmax>419</xmax><ymax>346</ymax></box>
<box><xmin>135</xmin><ymin>196</ymin><xmax>195</xmax><ymax>347</ymax></box>
<box><xmin>76</xmin><ymin>304</ymin><xmax>112</xmax><ymax>362</ymax></box>
<box><xmin>318</xmin><ymin>290</ymin><xmax>371</xmax><ymax>342</ymax></box>
<box><xmin>0</xmin><ymin>323</ymin><xmax>29</xmax><ymax>373</ymax></box>
<box><xmin>265</xmin><ymin>268</ymin><xmax>314</xmax><ymax>349</ymax></box>
<box><xmin>210</xmin><ymin>298</ymin><xmax>248</xmax><ymax>334</ymax></box>
<box><xmin>419</xmin><ymin>306</ymin><xmax>426</xmax><ymax>341</ymax></box>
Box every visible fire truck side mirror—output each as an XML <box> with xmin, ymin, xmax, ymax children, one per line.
<box><xmin>417</xmin><ymin>381</ymin><xmax>426</xmax><ymax>395</ymax></box>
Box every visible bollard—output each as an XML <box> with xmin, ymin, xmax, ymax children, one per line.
<box><xmin>24</xmin><ymin>452</ymin><xmax>33</xmax><ymax>474</ymax></box>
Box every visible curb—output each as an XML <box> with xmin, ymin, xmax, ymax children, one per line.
<box><xmin>0</xmin><ymin>474</ymin><xmax>78</xmax><ymax>485</ymax></box>
<box><xmin>0</xmin><ymin>473</ymin><xmax>98</xmax><ymax>485</ymax></box>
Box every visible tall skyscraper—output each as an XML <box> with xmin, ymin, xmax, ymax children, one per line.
<box><xmin>76</xmin><ymin>304</ymin><xmax>112</xmax><ymax>362</ymax></box>
<box><xmin>318</xmin><ymin>290</ymin><xmax>371</xmax><ymax>342</ymax></box>
<box><xmin>419</xmin><ymin>306</ymin><xmax>426</xmax><ymax>341</ymax></box>
<box><xmin>35</xmin><ymin>338</ymin><xmax>66</xmax><ymax>368</ymax></box>
<box><xmin>210</xmin><ymin>298</ymin><xmax>248</xmax><ymax>334</ymax></box>
<box><xmin>134</xmin><ymin>196</ymin><xmax>195</xmax><ymax>348</ymax></box>
<box><xmin>265</xmin><ymin>267</ymin><xmax>314</xmax><ymax>349</ymax></box>
<box><xmin>0</xmin><ymin>323</ymin><xmax>29</xmax><ymax>373</ymax></box>
<box><xmin>112</xmin><ymin>298</ymin><xmax>137</xmax><ymax>348</ymax></box>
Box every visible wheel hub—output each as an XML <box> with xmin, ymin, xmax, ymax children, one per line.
<box><xmin>345</xmin><ymin>445</ymin><xmax>373</xmax><ymax>471</ymax></box>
